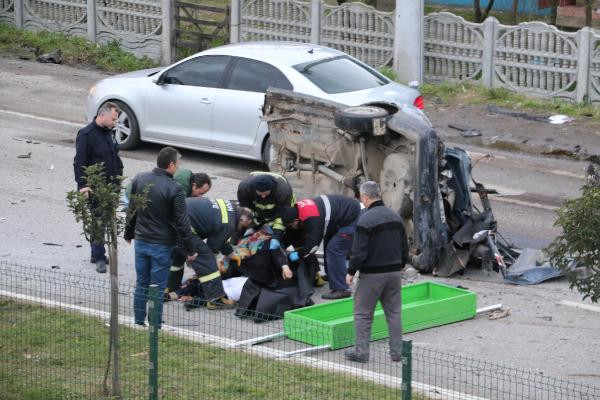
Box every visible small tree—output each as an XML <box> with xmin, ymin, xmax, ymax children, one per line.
<box><xmin>546</xmin><ymin>164</ymin><xmax>600</xmax><ymax>303</ymax></box>
<box><xmin>67</xmin><ymin>164</ymin><xmax>148</xmax><ymax>398</ymax></box>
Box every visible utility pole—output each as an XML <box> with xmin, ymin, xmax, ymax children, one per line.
<box><xmin>393</xmin><ymin>0</ymin><xmax>423</xmax><ymax>86</ymax></box>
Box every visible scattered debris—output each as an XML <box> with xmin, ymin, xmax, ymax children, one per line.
<box><xmin>488</xmin><ymin>308</ymin><xmax>511</xmax><ymax>320</ymax></box>
<box><xmin>37</xmin><ymin>49</ymin><xmax>62</xmax><ymax>64</ymax></box>
<box><xmin>76</xmin><ymin>245</ymin><xmax>82</xmax><ymax>248</ymax></box>
<box><xmin>504</xmin><ymin>248</ymin><xmax>564</xmax><ymax>285</ymax></box>
<box><xmin>487</xmin><ymin>104</ymin><xmax>549</xmax><ymax>123</ymax></box>
<box><xmin>12</xmin><ymin>137</ymin><xmax>24</xmax><ymax>142</ymax></box>
<box><xmin>42</xmin><ymin>242</ymin><xmax>63</xmax><ymax>246</ymax></box>
<box><xmin>548</xmin><ymin>115</ymin><xmax>574</xmax><ymax>125</ymax></box>
<box><xmin>538</xmin><ymin>316</ymin><xmax>553</xmax><ymax>321</ymax></box>
<box><xmin>49</xmin><ymin>164</ymin><xmax>55</xmax><ymax>170</ymax></box>
<box><xmin>17</xmin><ymin>152</ymin><xmax>32</xmax><ymax>159</ymax></box>
<box><xmin>448</xmin><ymin>123</ymin><xmax>482</xmax><ymax>137</ymax></box>
<box><xmin>50</xmin><ymin>265</ymin><xmax>60</xmax><ymax>269</ymax></box>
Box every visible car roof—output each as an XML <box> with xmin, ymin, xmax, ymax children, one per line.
<box><xmin>199</xmin><ymin>41</ymin><xmax>345</xmax><ymax>69</ymax></box>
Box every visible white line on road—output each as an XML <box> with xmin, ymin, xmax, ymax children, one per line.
<box><xmin>0</xmin><ymin>289</ymin><xmax>489</xmax><ymax>400</ymax></box>
<box><xmin>492</xmin><ymin>196</ymin><xmax>559</xmax><ymax>211</ymax></box>
<box><xmin>558</xmin><ymin>300</ymin><xmax>600</xmax><ymax>313</ymax></box>
<box><xmin>0</xmin><ymin>109</ymin><xmax>83</xmax><ymax>128</ymax></box>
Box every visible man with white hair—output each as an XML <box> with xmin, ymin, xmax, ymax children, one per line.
<box><xmin>345</xmin><ymin>181</ymin><xmax>409</xmax><ymax>363</ymax></box>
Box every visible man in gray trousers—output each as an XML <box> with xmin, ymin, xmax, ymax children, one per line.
<box><xmin>344</xmin><ymin>181</ymin><xmax>409</xmax><ymax>363</ymax></box>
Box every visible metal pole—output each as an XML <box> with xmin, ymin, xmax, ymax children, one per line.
<box><xmin>401</xmin><ymin>340</ymin><xmax>412</xmax><ymax>400</ymax></box>
<box><xmin>393</xmin><ymin>0</ymin><xmax>423</xmax><ymax>85</ymax></box>
<box><xmin>148</xmin><ymin>284</ymin><xmax>159</xmax><ymax>400</ymax></box>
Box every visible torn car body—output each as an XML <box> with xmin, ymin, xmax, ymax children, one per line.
<box><xmin>263</xmin><ymin>88</ymin><xmax>517</xmax><ymax>277</ymax></box>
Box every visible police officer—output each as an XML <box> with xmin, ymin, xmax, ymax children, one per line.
<box><xmin>280</xmin><ymin>194</ymin><xmax>361</xmax><ymax>300</ymax></box>
<box><xmin>184</xmin><ymin>197</ymin><xmax>254</xmax><ymax>309</ymax></box>
<box><xmin>237</xmin><ymin>171</ymin><xmax>295</xmax><ymax>248</ymax></box>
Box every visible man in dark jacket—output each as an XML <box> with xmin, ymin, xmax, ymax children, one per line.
<box><xmin>73</xmin><ymin>101</ymin><xmax>124</xmax><ymax>273</ymax></box>
<box><xmin>183</xmin><ymin>197</ymin><xmax>254</xmax><ymax>309</ymax></box>
<box><xmin>124</xmin><ymin>147</ymin><xmax>197</xmax><ymax>326</ymax></box>
<box><xmin>344</xmin><ymin>181</ymin><xmax>409</xmax><ymax>363</ymax></box>
<box><xmin>237</xmin><ymin>171</ymin><xmax>295</xmax><ymax>246</ymax></box>
<box><xmin>281</xmin><ymin>194</ymin><xmax>361</xmax><ymax>299</ymax></box>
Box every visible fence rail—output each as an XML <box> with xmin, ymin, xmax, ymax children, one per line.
<box><xmin>1</xmin><ymin>261</ymin><xmax>599</xmax><ymax>399</ymax></box>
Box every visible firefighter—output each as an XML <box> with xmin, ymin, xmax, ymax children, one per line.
<box><xmin>280</xmin><ymin>194</ymin><xmax>361</xmax><ymax>300</ymax></box>
<box><xmin>182</xmin><ymin>197</ymin><xmax>254</xmax><ymax>309</ymax></box>
<box><xmin>237</xmin><ymin>171</ymin><xmax>295</xmax><ymax>248</ymax></box>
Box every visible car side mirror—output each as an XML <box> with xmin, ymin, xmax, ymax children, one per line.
<box><xmin>153</xmin><ymin>74</ymin><xmax>165</xmax><ymax>85</ymax></box>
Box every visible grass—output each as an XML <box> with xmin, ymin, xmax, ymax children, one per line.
<box><xmin>0</xmin><ymin>22</ymin><xmax>158</xmax><ymax>73</ymax></box>
<box><xmin>421</xmin><ymin>80</ymin><xmax>600</xmax><ymax>121</ymax></box>
<box><xmin>0</xmin><ymin>299</ymin><xmax>427</xmax><ymax>400</ymax></box>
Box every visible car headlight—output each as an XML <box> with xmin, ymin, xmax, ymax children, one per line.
<box><xmin>89</xmin><ymin>85</ymin><xmax>96</xmax><ymax>95</ymax></box>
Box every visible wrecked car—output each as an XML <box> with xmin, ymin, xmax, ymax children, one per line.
<box><xmin>262</xmin><ymin>88</ymin><xmax>519</xmax><ymax>277</ymax></box>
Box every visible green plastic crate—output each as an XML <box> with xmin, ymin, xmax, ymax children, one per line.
<box><xmin>283</xmin><ymin>281</ymin><xmax>477</xmax><ymax>350</ymax></box>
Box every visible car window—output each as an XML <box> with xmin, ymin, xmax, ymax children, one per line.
<box><xmin>163</xmin><ymin>55</ymin><xmax>230</xmax><ymax>87</ymax></box>
<box><xmin>226</xmin><ymin>58</ymin><xmax>293</xmax><ymax>93</ymax></box>
<box><xmin>293</xmin><ymin>56</ymin><xmax>389</xmax><ymax>94</ymax></box>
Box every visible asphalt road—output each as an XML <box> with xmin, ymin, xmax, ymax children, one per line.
<box><xmin>1</xmin><ymin>57</ymin><xmax>599</xmax><ymax>391</ymax></box>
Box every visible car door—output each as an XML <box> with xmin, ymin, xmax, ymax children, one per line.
<box><xmin>211</xmin><ymin>57</ymin><xmax>293</xmax><ymax>152</ymax></box>
<box><xmin>143</xmin><ymin>55</ymin><xmax>231</xmax><ymax>147</ymax></box>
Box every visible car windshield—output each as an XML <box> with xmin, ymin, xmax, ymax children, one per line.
<box><xmin>293</xmin><ymin>56</ymin><xmax>389</xmax><ymax>94</ymax></box>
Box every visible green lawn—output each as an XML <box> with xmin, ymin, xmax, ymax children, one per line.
<box><xmin>0</xmin><ymin>300</ymin><xmax>425</xmax><ymax>400</ymax></box>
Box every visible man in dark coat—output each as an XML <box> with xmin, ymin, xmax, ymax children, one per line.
<box><xmin>281</xmin><ymin>194</ymin><xmax>361</xmax><ymax>299</ymax></box>
<box><xmin>344</xmin><ymin>181</ymin><xmax>409</xmax><ymax>363</ymax></box>
<box><xmin>73</xmin><ymin>101</ymin><xmax>123</xmax><ymax>273</ymax></box>
<box><xmin>124</xmin><ymin>147</ymin><xmax>197</xmax><ymax>327</ymax></box>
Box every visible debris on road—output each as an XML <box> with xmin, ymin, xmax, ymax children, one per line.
<box><xmin>488</xmin><ymin>308</ymin><xmax>511</xmax><ymax>320</ymax></box>
<box><xmin>17</xmin><ymin>152</ymin><xmax>31</xmax><ymax>159</ymax></box>
<box><xmin>487</xmin><ymin>104</ymin><xmax>549</xmax><ymax>123</ymax></box>
<box><xmin>448</xmin><ymin>123</ymin><xmax>482</xmax><ymax>137</ymax></box>
<box><xmin>504</xmin><ymin>248</ymin><xmax>563</xmax><ymax>285</ymax></box>
<box><xmin>549</xmin><ymin>115</ymin><xmax>574</xmax><ymax>125</ymax></box>
<box><xmin>42</xmin><ymin>242</ymin><xmax>63</xmax><ymax>246</ymax></box>
<box><xmin>37</xmin><ymin>49</ymin><xmax>62</xmax><ymax>64</ymax></box>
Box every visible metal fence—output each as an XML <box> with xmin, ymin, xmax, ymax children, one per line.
<box><xmin>1</xmin><ymin>260</ymin><xmax>599</xmax><ymax>399</ymax></box>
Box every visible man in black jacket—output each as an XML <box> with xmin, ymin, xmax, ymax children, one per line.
<box><xmin>344</xmin><ymin>181</ymin><xmax>409</xmax><ymax>363</ymax></box>
<box><xmin>183</xmin><ymin>197</ymin><xmax>254</xmax><ymax>309</ymax></box>
<box><xmin>124</xmin><ymin>147</ymin><xmax>197</xmax><ymax>326</ymax></box>
<box><xmin>281</xmin><ymin>194</ymin><xmax>361</xmax><ymax>299</ymax></box>
<box><xmin>237</xmin><ymin>171</ymin><xmax>295</xmax><ymax>246</ymax></box>
<box><xmin>73</xmin><ymin>102</ymin><xmax>123</xmax><ymax>273</ymax></box>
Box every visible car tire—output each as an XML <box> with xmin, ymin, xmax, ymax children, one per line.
<box><xmin>261</xmin><ymin>136</ymin><xmax>272</xmax><ymax>168</ymax></box>
<box><xmin>110</xmin><ymin>100</ymin><xmax>141</xmax><ymax>150</ymax></box>
<box><xmin>334</xmin><ymin>106</ymin><xmax>389</xmax><ymax>135</ymax></box>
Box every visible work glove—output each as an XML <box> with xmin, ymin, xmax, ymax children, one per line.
<box><xmin>288</xmin><ymin>251</ymin><xmax>300</xmax><ymax>263</ymax></box>
<box><xmin>269</xmin><ymin>238</ymin><xmax>281</xmax><ymax>250</ymax></box>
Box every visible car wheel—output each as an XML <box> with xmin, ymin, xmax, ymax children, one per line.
<box><xmin>261</xmin><ymin>136</ymin><xmax>272</xmax><ymax>168</ymax></box>
<box><xmin>334</xmin><ymin>106</ymin><xmax>389</xmax><ymax>135</ymax></box>
<box><xmin>110</xmin><ymin>100</ymin><xmax>140</xmax><ymax>150</ymax></box>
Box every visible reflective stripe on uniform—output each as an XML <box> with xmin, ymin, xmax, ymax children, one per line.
<box><xmin>170</xmin><ymin>265</ymin><xmax>184</xmax><ymax>272</ymax></box>
<box><xmin>253</xmin><ymin>202</ymin><xmax>276</xmax><ymax>210</ymax></box>
<box><xmin>198</xmin><ymin>270</ymin><xmax>221</xmax><ymax>283</ymax></box>
<box><xmin>271</xmin><ymin>217</ymin><xmax>285</xmax><ymax>232</ymax></box>
<box><xmin>320</xmin><ymin>195</ymin><xmax>331</xmax><ymax>239</ymax></box>
<box><xmin>215</xmin><ymin>199</ymin><xmax>229</xmax><ymax>224</ymax></box>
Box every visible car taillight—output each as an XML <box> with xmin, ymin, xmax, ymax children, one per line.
<box><xmin>413</xmin><ymin>95</ymin><xmax>424</xmax><ymax>110</ymax></box>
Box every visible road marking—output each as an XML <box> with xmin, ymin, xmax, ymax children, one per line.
<box><xmin>549</xmin><ymin>169</ymin><xmax>585</xmax><ymax>180</ymax></box>
<box><xmin>0</xmin><ymin>109</ymin><xmax>83</xmax><ymax>128</ymax></box>
<box><xmin>0</xmin><ymin>289</ymin><xmax>488</xmax><ymax>400</ymax></box>
<box><xmin>558</xmin><ymin>300</ymin><xmax>600</xmax><ymax>313</ymax></box>
<box><xmin>491</xmin><ymin>196</ymin><xmax>559</xmax><ymax>211</ymax></box>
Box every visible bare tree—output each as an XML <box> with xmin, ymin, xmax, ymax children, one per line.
<box><xmin>549</xmin><ymin>0</ymin><xmax>559</xmax><ymax>26</ymax></box>
<box><xmin>474</xmin><ymin>0</ymin><xmax>496</xmax><ymax>23</ymax></box>
<box><xmin>586</xmin><ymin>0</ymin><xmax>593</xmax><ymax>27</ymax></box>
<box><xmin>510</xmin><ymin>0</ymin><xmax>519</xmax><ymax>25</ymax></box>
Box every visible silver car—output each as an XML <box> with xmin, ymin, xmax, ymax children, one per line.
<box><xmin>86</xmin><ymin>41</ymin><xmax>424</xmax><ymax>164</ymax></box>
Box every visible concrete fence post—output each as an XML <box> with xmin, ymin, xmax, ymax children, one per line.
<box><xmin>393</xmin><ymin>0</ymin><xmax>423</xmax><ymax>85</ymax></box>
<box><xmin>230</xmin><ymin>0</ymin><xmax>242</xmax><ymax>43</ymax></box>
<box><xmin>14</xmin><ymin>0</ymin><xmax>24</xmax><ymax>28</ymax></box>
<box><xmin>161</xmin><ymin>0</ymin><xmax>174</xmax><ymax>65</ymax></box>
<box><xmin>481</xmin><ymin>17</ymin><xmax>497</xmax><ymax>89</ymax></box>
<box><xmin>86</xmin><ymin>0</ymin><xmax>97</xmax><ymax>42</ymax></box>
<box><xmin>310</xmin><ymin>0</ymin><xmax>321</xmax><ymax>45</ymax></box>
<box><xmin>575</xmin><ymin>27</ymin><xmax>592</xmax><ymax>103</ymax></box>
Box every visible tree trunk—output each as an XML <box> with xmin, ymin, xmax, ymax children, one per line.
<box><xmin>108</xmin><ymin>223</ymin><xmax>121</xmax><ymax>398</ymax></box>
<box><xmin>510</xmin><ymin>0</ymin><xmax>519</xmax><ymax>25</ymax></box>
<box><xmin>549</xmin><ymin>0</ymin><xmax>559</xmax><ymax>26</ymax></box>
<box><xmin>474</xmin><ymin>0</ymin><xmax>482</xmax><ymax>23</ymax></box>
<box><xmin>482</xmin><ymin>0</ymin><xmax>496</xmax><ymax>21</ymax></box>
<box><xmin>586</xmin><ymin>0</ymin><xmax>593</xmax><ymax>27</ymax></box>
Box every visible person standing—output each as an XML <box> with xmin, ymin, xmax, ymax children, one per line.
<box><xmin>344</xmin><ymin>181</ymin><xmax>409</xmax><ymax>363</ymax></box>
<box><xmin>237</xmin><ymin>171</ymin><xmax>295</xmax><ymax>247</ymax></box>
<box><xmin>73</xmin><ymin>102</ymin><xmax>123</xmax><ymax>273</ymax></box>
<box><xmin>124</xmin><ymin>147</ymin><xmax>197</xmax><ymax>326</ymax></box>
<box><xmin>281</xmin><ymin>194</ymin><xmax>360</xmax><ymax>299</ymax></box>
